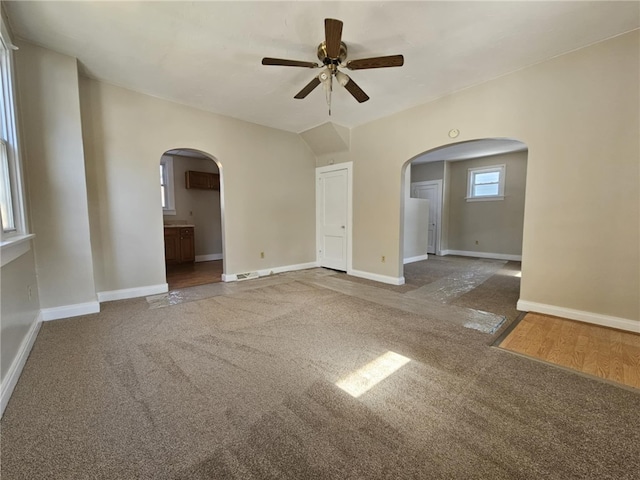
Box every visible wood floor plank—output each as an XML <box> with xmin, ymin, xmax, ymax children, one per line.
<box><xmin>501</xmin><ymin>316</ymin><xmax>535</xmax><ymax>351</ymax></box>
<box><xmin>500</xmin><ymin>313</ymin><xmax>640</xmax><ymax>390</ymax></box>
<box><xmin>521</xmin><ymin>316</ymin><xmax>551</xmax><ymax>356</ymax></box>
<box><xmin>581</xmin><ymin>334</ymin><xmax>601</xmax><ymax>377</ymax></box>
<box><xmin>571</xmin><ymin>333</ymin><xmax>589</xmax><ymax>371</ymax></box>
<box><xmin>535</xmin><ymin>317</ymin><xmax>563</xmax><ymax>359</ymax></box>
<box><xmin>545</xmin><ymin>318</ymin><xmax>571</xmax><ymax>364</ymax></box>
<box><xmin>594</xmin><ymin>333</ymin><xmax>610</xmax><ymax>380</ymax></box>
<box><xmin>623</xmin><ymin>362</ymin><xmax>640</xmax><ymax>389</ymax></box>
<box><xmin>166</xmin><ymin>260</ymin><xmax>223</xmax><ymax>290</ymax></box>
<box><xmin>620</xmin><ymin>331</ymin><xmax>640</xmax><ymax>348</ymax></box>
<box><xmin>609</xmin><ymin>331</ymin><xmax>625</xmax><ymax>384</ymax></box>
<box><xmin>621</xmin><ymin>335</ymin><xmax>640</xmax><ymax>388</ymax></box>
<box><xmin>503</xmin><ymin>321</ymin><xmax>535</xmax><ymax>352</ymax></box>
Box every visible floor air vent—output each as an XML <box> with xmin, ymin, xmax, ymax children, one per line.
<box><xmin>236</xmin><ymin>272</ymin><xmax>260</xmax><ymax>281</ymax></box>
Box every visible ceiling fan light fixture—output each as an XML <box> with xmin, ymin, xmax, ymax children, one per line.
<box><xmin>318</xmin><ymin>67</ymin><xmax>332</xmax><ymax>84</ymax></box>
<box><xmin>335</xmin><ymin>70</ymin><xmax>349</xmax><ymax>87</ymax></box>
<box><xmin>320</xmin><ymin>69</ymin><xmax>334</xmax><ymax>115</ymax></box>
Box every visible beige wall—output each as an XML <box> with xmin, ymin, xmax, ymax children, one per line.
<box><xmin>411</xmin><ymin>161</ymin><xmax>445</xmax><ymax>183</ymax></box>
<box><xmin>15</xmin><ymin>41</ymin><xmax>96</xmax><ymax>308</ymax></box>
<box><xmin>1</xmin><ymin>248</ymin><xmax>40</xmax><ymax>383</ymax></box>
<box><xmin>346</xmin><ymin>31</ymin><xmax>639</xmax><ymax>322</ymax></box>
<box><xmin>447</xmin><ymin>151</ymin><xmax>527</xmax><ymax>255</ymax></box>
<box><xmin>164</xmin><ymin>154</ymin><xmax>222</xmax><ymax>257</ymax></box>
<box><xmin>79</xmin><ymin>77</ymin><xmax>316</xmax><ymax>292</ymax></box>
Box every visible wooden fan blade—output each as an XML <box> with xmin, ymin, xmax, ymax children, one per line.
<box><xmin>342</xmin><ymin>76</ymin><xmax>370</xmax><ymax>103</ymax></box>
<box><xmin>346</xmin><ymin>55</ymin><xmax>404</xmax><ymax>70</ymax></box>
<box><xmin>294</xmin><ymin>77</ymin><xmax>321</xmax><ymax>99</ymax></box>
<box><xmin>262</xmin><ymin>57</ymin><xmax>319</xmax><ymax>68</ymax></box>
<box><xmin>324</xmin><ymin>18</ymin><xmax>343</xmax><ymax>58</ymax></box>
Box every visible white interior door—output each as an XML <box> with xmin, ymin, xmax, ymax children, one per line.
<box><xmin>317</xmin><ymin>166</ymin><xmax>350</xmax><ymax>271</ymax></box>
<box><xmin>411</xmin><ymin>181</ymin><xmax>442</xmax><ymax>255</ymax></box>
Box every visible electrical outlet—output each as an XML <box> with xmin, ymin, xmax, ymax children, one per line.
<box><xmin>260</xmin><ymin>251</ymin><xmax>265</xmax><ymax>259</ymax></box>
<box><xmin>475</xmin><ymin>240</ymin><xmax>479</xmax><ymax>245</ymax></box>
<box><xmin>381</xmin><ymin>255</ymin><xmax>386</xmax><ymax>263</ymax></box>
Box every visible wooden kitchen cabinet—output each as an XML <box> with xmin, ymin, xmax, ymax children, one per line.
<box><xmin>185</xmin><ymin>170</ymin><xmax>219</xmax><ymax>190</ymax></box>
<box><xmin>164</xmin><ymin>226</ymin><xmax>195</xmax><ymax>264</ymax></box>
<box><xmin>179</xmin><ymin>227</ymin><xmax>195</xmax><ymax>262</ymax></box>
<box><xmin>164</xmin><ymin>228</ymin><xmax>180</xmax><ymax>263</ymax></box>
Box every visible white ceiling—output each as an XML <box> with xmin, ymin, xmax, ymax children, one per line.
<box><xmin>5</xmin><ymin>1</ymin><xmax>639</xmax><ymax>133</ymax></box>
<box><xmin>165</xmin><ymin>149</ymin><xmax>211</xmax><ymax>160</ymax></box>
<box><xmin>412</xmin><ymin>138</ymin><xmax>527</xmax><ymax>164</ymax></box>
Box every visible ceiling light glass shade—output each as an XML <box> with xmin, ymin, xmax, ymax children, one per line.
<box><xmin>318</xmin><ymin>67</ymin><xmax>332</xmax><ymax>84</ymax></box>
<box><xmin>335</xmin><ymin>70</ymin><xmax>349</xmax><ymax>86</ymax></box>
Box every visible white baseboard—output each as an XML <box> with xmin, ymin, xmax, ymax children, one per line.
<box><xmin>222</xmin><ymin>261</ymin><xmax>318</xmax><ymax>283</ymax></box>
<box><xmin>40</xmin><ymin>301</ymin><xmax>100</xmax><ymax>321</ymax></box>
<box><xmin>259</xmin><ymin>261</ymin><xmax>317</xmax><ymax>276</ymax></box>
<box><xmin>195</xmin><ymin>253</ymin><xmax>223</xmax><ymax>262</ymax></box>
<box><xmin>441</xmin><ymin>249</ymin><xmax>522</xmax><ymax>262</ymax></box>
<box><xmin>1</xmin><ymin>312</ymin><xmax>42</xmax><ymax>418</ymax></box>
<box><xmin>97</xmin><ymin>283</ymin><xmax>168</xmax><ymax>302</ymax></box>
<box><xmin>349</xmin><ymin>269</ymin><xmax>405</xmax><ymax>286</ymax></box>
<box><xmin>404</xmin><ymin>254</ymin><xmax>429</xmax><ymax>264</ymax></box>
<box><xmin>517</xmin><ymin>300</ymin><xmax>640</xmax><ymax>333</ymax></box>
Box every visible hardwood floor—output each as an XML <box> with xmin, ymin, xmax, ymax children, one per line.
<box><xmin>166</xmin><ymin>260</ymin><xmax>222</xmax><ymax>290</ymax></box>
<box><xmin>500</xmin><ymin>312</ymin><xmax>640</xmax><ymax>389</ymax></box>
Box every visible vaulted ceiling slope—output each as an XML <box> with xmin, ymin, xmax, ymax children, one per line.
<box><xmin>5</xmin><ymin>1</ymin><xmax>639</xmax><ymax>133</ymax></box>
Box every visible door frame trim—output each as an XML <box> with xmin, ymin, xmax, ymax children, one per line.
<box><xmin>316</xmin><ymin>162</ymin><xmax>353</xmax><ymax>273</ymax></box>
<box><xmin>410</xmin><ymin>180</ymin><xmax>443</xmax><ymax>255</ymax></box>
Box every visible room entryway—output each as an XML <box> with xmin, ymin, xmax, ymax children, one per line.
<box><xmin>400</xmin><ymin>138</ymin><xmax>528</xmax><ymax>309</ymax></box>
<box><xmin>160</xmin><ymin>148</ymin><xmax>225</xmax><ymax>290</ymax></box>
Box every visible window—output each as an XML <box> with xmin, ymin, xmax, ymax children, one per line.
<box><xmin>467</xmin><ymin>164</ymin><xmax>505</xmax><ymax>201</ymax></box>
<box><xmin>0</xmin><ymin>140</ymin><xmax>15</xmax><ymax>231</ymax></box>
<box><xmin>160</xmin><ymin>156</ymin><xmax>175</xmax><ymax>215</ymax></box>
<box><xmin>0</xmin><ymin>16</ymin><xmax>26</xmax><ymax>239</ymax></box>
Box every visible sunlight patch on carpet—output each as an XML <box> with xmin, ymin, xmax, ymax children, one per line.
<box><xmin>336</xmin><ymin>351</ymin><xmax>411</xmax><ymax>398</ymax></box>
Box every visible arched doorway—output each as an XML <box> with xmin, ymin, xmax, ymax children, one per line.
<box><xmin>159</xmin><ymin>148</ymin><xmax>225</xmax><ymax>290</ymax></box>
<box><xmin>399</xmin><ymin>138</ymin><xmax>528</xmax><ymax>324</ymax></box>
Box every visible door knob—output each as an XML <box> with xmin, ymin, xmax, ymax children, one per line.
<box><xmin>341</xmin><ymin>225</ymin><xmax>345</xmax><ymax>229</ymax></box>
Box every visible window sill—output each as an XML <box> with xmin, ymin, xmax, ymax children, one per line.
<box><xmin>163</xmin><ymin>209</ymin><xmax>177</xmax><ymax>216</ymax></box>
<box><xmin>1</xmin><ymin>233</ymin><xmax>35</xmax><ymax>267</ymax></box>
<box><xmin>465</xmin><ymin>195</ymin><xmax>504</xmax><ymax>202</ymax></box>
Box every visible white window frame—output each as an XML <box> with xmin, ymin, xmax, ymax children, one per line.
<box><xmin>0</xmin><ymin>139</ymin><xmax>15</xmax><ymax>232</ymax></box>
<box><xmin>0</xmin><ymin>13</ymin><xmax>32</xmax><ymax>266</ymax></box>
<box><xmin>466</xmin><ymin>164</ymin><xmax>505</xmax><ymax>202</ymax></box>
<box><xmin>160</xmin><ymin>156</ymin><xmax>176</xmax><ymax>215</ymax></box>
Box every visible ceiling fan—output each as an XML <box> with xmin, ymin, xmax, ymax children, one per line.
<box><xmin>262</xmin><ymin>18</ymin><xmax>404</xmax><ymax>114</ymax></box>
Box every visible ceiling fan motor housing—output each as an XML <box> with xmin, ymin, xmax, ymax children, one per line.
<box><xmin>317</xmin><ymin>41</ymin><xmax>348</xmax><ymax>66</ymax></box>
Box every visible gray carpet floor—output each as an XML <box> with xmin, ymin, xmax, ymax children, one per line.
<box><xmin>1</xmin><ymin>258</ymin><xmax>639</xmax><ymax>479</ymax></box>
